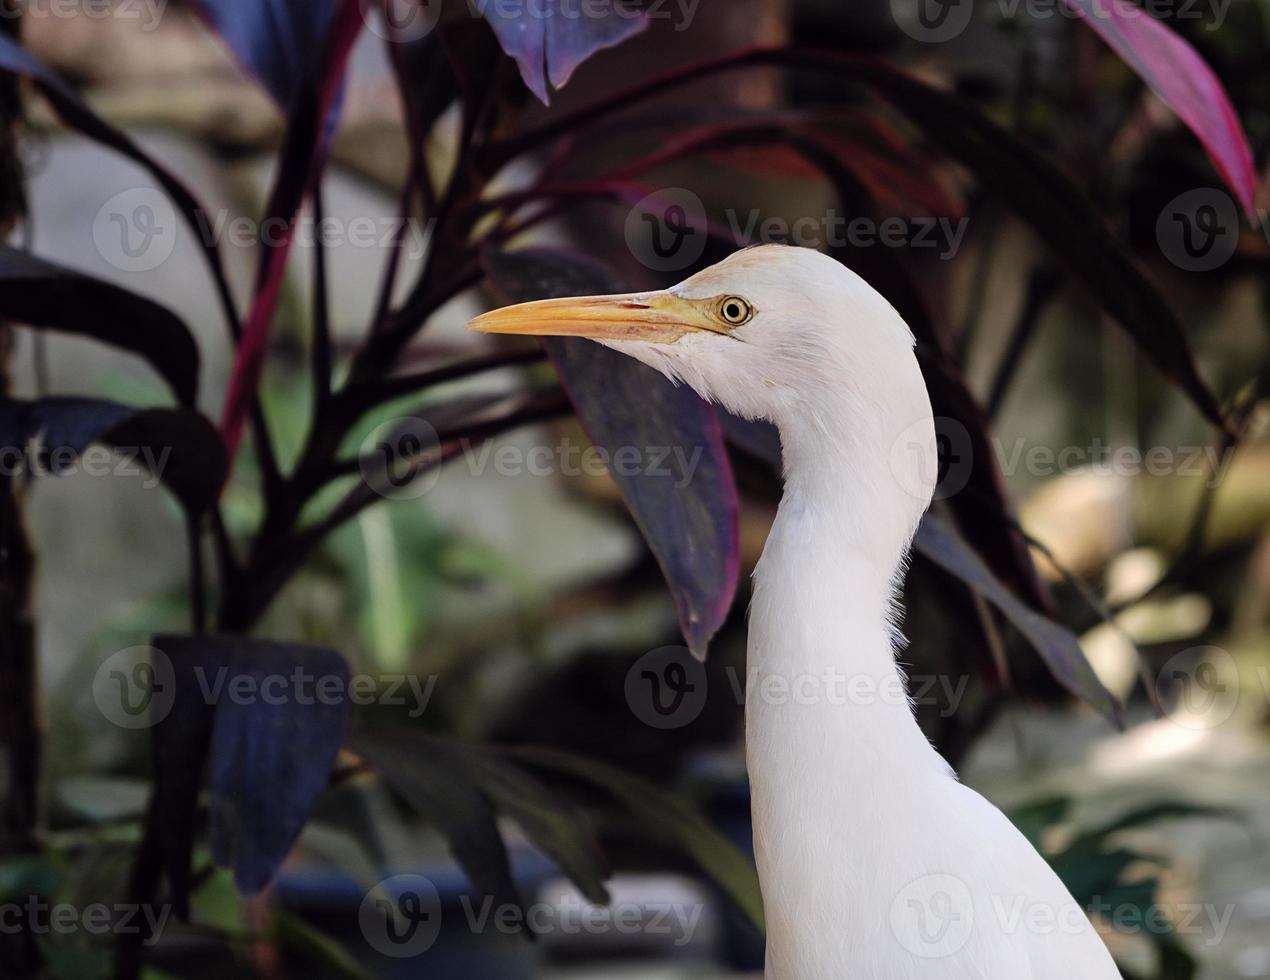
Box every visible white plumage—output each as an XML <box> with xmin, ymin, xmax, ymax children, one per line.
<box><xmin>471</xmin><ymin>244</ymin><xmax>1120</xmax><ymax>979</ymax></box>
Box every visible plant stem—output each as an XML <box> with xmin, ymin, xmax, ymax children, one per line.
<box><xmin>987</xmin><ymin>267</ymin><xmax>1061</xmax><ymax>418</ymax></box>
<box><xmin>310</xmin><ymin>180</ymin><xmax>332</xmax><ymax>410</ymax></box>
<box><xmin>187</xmin><ymin>514</ymin><xmax>207</xmax><ymax>635</ymax></box>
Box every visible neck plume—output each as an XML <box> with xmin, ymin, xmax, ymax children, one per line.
<box><xmin>744</xmin><ymin>373</ymin><xmax>944</xmax><ymax>977</ymax></box>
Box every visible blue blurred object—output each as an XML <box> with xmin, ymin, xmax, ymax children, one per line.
<box><xmin>276</xmin><ymin>848</ymin><xmax>559</xmax><ymax>979</ymax></box>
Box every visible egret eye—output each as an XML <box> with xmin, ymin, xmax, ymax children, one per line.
<box><xmin>718</xmin><ymin>296</ymin><xmax>755</xmax><ymax>327</ymax></box>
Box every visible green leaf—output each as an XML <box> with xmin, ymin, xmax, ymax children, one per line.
<box><xmin>448</xmin><ymin>741</ymin><xmax>612</xmax><ymax>906</ymax></box>
<box><xmin>1007</xmin><ymin>795</ymin><xmax>1072</xmax><ymax>849</ymax></box>
<box><xmin>349</xmin><ymin>730</ymin><xmax>526</xmax><ymax>919</ymax></box>
<box><xmin>509</xmin><ymin>747</ymin><xmax>764</xmax><ymax>930</ymax></box>
<box><xmin>274</xmin><ymin>908</ymin><xmax>377</xmax><ymax>980</ymax></box>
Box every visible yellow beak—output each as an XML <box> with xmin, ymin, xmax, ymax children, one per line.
<box><xmin>467</xmin><ymin>292</ymin><xmax>731</xmax><ymax>344</ymax></box>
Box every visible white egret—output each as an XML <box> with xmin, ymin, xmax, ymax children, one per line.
<box><xmin>470</xmin><ymin>245</ymin><xmax>1119</xmax><ymax>978</ymax></box>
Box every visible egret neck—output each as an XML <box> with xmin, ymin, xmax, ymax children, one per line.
<box><xmin>747</xmin><ymin>378</ymin><xmax>950</xmax><ymax>977</ymax></box>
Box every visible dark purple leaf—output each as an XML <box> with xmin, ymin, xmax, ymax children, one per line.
<box><xmin>0</xmin><ymin>398</ymin><xmax>226</xmax><ymax>514</ymax></box>
<box><xmin>219</xmin><ymin>1</ymin><xmax>365</xmax><ymax>458</ymax></box>
<box><xmin>0</xmin><ymin>33</ymin><xmax>239</xmax><ymax>340</ymax></box>
<box><xmin>148</xmin><ymin>635</ymin><xmax>352</xmax><ymax>895</ymax></box>
<box><xmin>1061</xmin><ymin>0</ymin><xmax>1257</xmax><ymax>217</ymax></box>
<box><xmin>482</xmin><ymin>0</ymin><xmax>648</xmax><ymax>104</ymax></box>
<box><xmin>189</xmin><ymin>0</ymin><xmax>339</xmax><ymax>109</ymax></box>
<box><xmin>0</xmin><ymin>244</ymin><xmax>198</xmax><ymax>405</ymax></box>
<box><xmin>914</xmin><ymin>515</ymin><xmax>1121</xmax><ymax>724</ymax></box>
<box><xmin>482</xmin><ymin>247</ymin><xmax>740</xmax><ymax>659</ymax></box>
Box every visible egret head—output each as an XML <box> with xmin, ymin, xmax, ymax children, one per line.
<box><xmin>471</xmin><ymin>244</ymin><xmax>938</xmax><ymax>526</ymax></box>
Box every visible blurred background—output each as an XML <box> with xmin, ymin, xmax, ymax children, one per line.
<box><xmin>2</xmin><ymin>0</ymin><xmax>1269</xmax><ymax>978</ymax></box>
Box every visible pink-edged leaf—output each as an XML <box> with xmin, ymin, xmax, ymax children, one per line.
<box><xmin>218</xmin><ymin>0</ymin><xmax>364</xmax><ymax>459</ymax></box>
<box><xmin>482</xmin><ymin>0</ymin><xmax>648</xmax><ymax>104</ymax></box>
<box><xmin>482</xmin><ymin>247</ymin><xmax>740</xmax><ymax>659</ymax></box>
<box><xmin>188</xmin><ymin>0</ymin><xmax>339</xmax><ymax>109</ymax></box>
<box><xmin>1062</xmin><ymin>0</ymin><xmax>1256</xmax><ymax>216</ymax></box>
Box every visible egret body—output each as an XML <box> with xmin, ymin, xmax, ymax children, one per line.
<box><xmin>471</xmin><ymin>245</ymin><xmax>1119</xmax><ymax>979</ymax></box>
